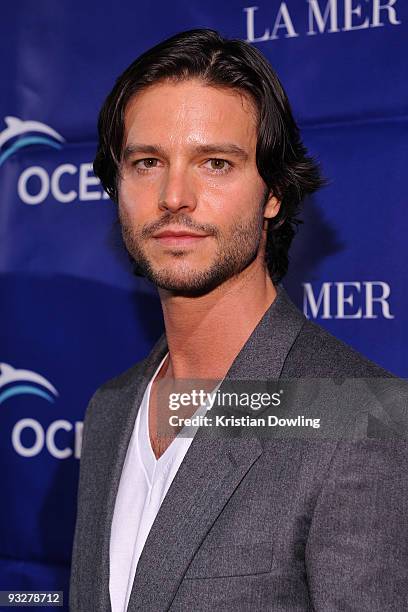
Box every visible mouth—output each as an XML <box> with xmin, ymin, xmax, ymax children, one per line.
<box><xmin>152</xmin><ymin>229</ymin><xmax>209</xmax><ymax>247</ymax></box>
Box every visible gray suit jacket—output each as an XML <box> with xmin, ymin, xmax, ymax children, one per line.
<box><xmin>70</xmin><ymin>285</ymin><xmax>408</xmax><ymax>611</ymax></box>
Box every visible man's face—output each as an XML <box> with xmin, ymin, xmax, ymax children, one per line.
<box><xmin>118</xmin><ymin>79</ymin><xmax>279</xmax><ymax>295</ymax></box>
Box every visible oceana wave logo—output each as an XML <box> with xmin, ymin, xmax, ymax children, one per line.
<box><xmin>0</xmin><ymin>362</ymin><xmax>59</xmax><ymax>404</ymax></box>
<box><xmin>1</xmin><ymin>362</ymin><xmax>83</xmax><ymax>459</ymax></box>
<box><xmin>0</xmin><ymin>116</ymin><xmax>65</xmax><ymax>167</ymax></box>
<box><xmin>0</xmin><ymin>115</ymin><xmax>108</xmax><ymax>204</ymax></box>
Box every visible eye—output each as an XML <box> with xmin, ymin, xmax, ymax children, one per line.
<box><xmin>132</xmin><ymin>158</ymin><xmax>160</xmax><ymax>173</ymax></box>
<box><xmin>135</xmin><ymin>157</ymin><xmax>159</xmax><ymax>168</ymax></box>
<box><xmin>204</xmin><ymin>159</ymin><xmax>233</xmax><ymax>174</ymax></box>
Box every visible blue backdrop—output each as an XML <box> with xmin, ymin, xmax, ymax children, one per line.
<box><xmin>1</xmin><ymin>1</ymin><xmax>406</xmax><ymax>609</ymax></box>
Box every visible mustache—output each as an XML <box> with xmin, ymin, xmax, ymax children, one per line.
<box><xmin>139</xmin><ymin>212</ymin><xmax>219</xmax><ymax>239</ymax></box>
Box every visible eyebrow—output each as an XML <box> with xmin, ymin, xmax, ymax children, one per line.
<box><xmin>122</xmin><ymin>142</ymin><xmax>249</xmax><ymax>162</ymax></box>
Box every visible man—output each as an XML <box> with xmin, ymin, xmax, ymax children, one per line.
<box><xmin>70</xmin><ymin>29</ymin><xmax>408</xmax><ymax>611</ymax></box>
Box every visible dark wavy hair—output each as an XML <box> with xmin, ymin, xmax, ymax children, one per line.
<box><xmin>94</xmin><ymin>28</ymin><xmax>325</xmax><ymax>282</ymax></box>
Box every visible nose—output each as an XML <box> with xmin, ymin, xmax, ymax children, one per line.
<box><xmin>158</xmin><ymin>164</ymin><xmax>197</xmax><ymax>213</ymax></box>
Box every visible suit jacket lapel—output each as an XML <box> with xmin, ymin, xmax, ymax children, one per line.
<box><xmin>127</xmin><ymin>433</ymin><xmax>263</xmax><ymax>611</ymax></box>
<box><xmin>125</xmin><ymin>284</ymin><xmax>306</xmax><ymax>611</ymax></box>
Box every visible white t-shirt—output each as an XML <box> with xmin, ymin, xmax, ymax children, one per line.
<box><xmin>109</xmin><ymin>353</ymin><xmax>212</xmax><ymax>612</ymax></box>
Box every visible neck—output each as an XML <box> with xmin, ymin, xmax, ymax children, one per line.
<box><xmin>157</xmin><ymin>254</ymin><xmax>277</xmax><ymax>381</ymax></box>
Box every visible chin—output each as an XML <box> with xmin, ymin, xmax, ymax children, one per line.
<box><xmin>151</xmin><ymin>267</ymin><xmax>228</xmax><ymax>297</ymax></box>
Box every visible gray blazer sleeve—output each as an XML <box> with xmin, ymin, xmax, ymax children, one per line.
<box><xmin>305</xmin><ymin>438</ymin><xmax>408</xmax><ymax>610</ymax></box>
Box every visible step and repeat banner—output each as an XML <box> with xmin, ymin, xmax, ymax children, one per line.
<box><xmin>1</xmin><ymin>1</ymin><xmax>406</xmax><ymax>608</ymax></box>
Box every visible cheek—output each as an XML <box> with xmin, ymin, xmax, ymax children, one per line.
<box><xmin>201</xmin><ymin>176</ymin><xmax>264</xmax><ymax>220</ymax></box>
<box><xmin>118</xmin><ymin>177</ymin><xmax>156</xmax><ymax>224</ymax></box>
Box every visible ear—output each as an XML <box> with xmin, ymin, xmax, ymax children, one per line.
<box><xmin>264</xmin><ymin>191</ymin><xmax>281</xmax><ymax>220</ymax></box>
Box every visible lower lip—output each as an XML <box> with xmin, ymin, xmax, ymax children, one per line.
<box><xmin>154</xmin><ymin>235</ymin><xmax>208</xmax><ymax>247</ymax></box>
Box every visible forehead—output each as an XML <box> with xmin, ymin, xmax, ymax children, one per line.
<box><xmin>123</xmin><ymin>79</ymin><xmax>258</xmax><ymax>150</ymax></box>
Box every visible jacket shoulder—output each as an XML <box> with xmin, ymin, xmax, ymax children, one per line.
<box><xmin>82</xmin><ymin>357</ymin><xmax>149</xmax><ymax>426</ymax></box>
<box><xmin>284</xmin><ymin>319</ymin><xmax>394</xmax><ymax>378</ymax></box>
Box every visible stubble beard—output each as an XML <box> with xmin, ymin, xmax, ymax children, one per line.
<box><xmin>118</xmin><ymin>197</ymin><xmax>268</xmax><ymax>297</ymax></box>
